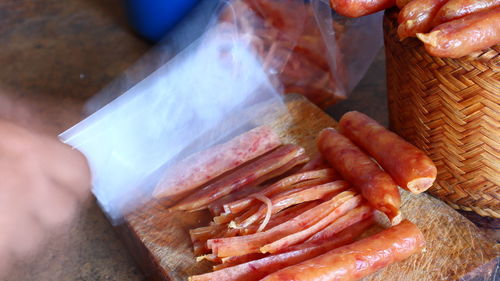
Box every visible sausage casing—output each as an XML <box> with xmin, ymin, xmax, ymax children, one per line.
<box><xmin>396</xmin><ymin>0</ymin><xmax>414</xmax><ymax>9</ymax></box>
<box><xmin>171</xmin><ymin>144</ymin><xmax>306</xmax><ymax>211</ymax></box>
<box><xmin>154</xmin><ymin>125</ymin><xmax>281</xmax><ymax>199</ymax></box>
<box><xmin>260</xmin><ymin>220</ymin><xmax>425</xmax><ymax>281</ymax></box>
<box><xmin>417</xmin><ymin>7</ymin><xmax>500</xmax><ymax>58</ymax></box>
<box><xmin>339</xmin><ymin>111</ymin><xmax>437</xmax><ymax>193</ymax></box>
<box><xmin>317</xmin><ymin>128</ymin><xmax>401</xmax><ymax>221</ymax></box>
<box><xmin>397</xmin><ymin>0</ymin><xmax>448</xmax><ymax>39</ymax></box>
<box><xmin>330</xmin><ymin>0</ymin><xmax>396</xmax><ymax>18</ymax></box>
<box><xmin>431</xmin><ymin>0</ymin><xmax>500</xmax><ymax>26</ymax></box>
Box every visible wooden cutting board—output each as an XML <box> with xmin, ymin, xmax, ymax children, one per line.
<box><xmin>119</xmin><ymin>95</ymin><xmax>499</xmax><ymax>281</ymax></box>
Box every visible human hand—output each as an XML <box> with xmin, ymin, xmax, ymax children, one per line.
<box><xmin>0</xmin><ymin>119</ymin><xmax>91</xmax><ymax>275</ymax></box>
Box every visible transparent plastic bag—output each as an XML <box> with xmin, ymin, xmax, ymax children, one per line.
<box><xmin>311</xmin><ymin>0</ymin><xmax>384</xmax><ymax>103</ymax></box>
<box><xmin>220</xmin><ymin>0</ymin><xmax>383</xmax><ymax>108</ymax></box>
<box><xmin>217</xmin><ymin>0</ymin><xmax>308</xmax><ymax>91</ymax></box>
<box><xmin>60</xmin><ymin>0</ymin><xmax>384</xmax><ymax>222</ymax></box>
<box><xmin>60</xmin><ymin>8</ymin><xmax>289</xmax><ymax>222</ymax></box>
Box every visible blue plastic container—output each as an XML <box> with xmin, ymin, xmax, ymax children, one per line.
<box><xmin>125</xmin><ymin>0</ymin><xmax>200</xmax><ymax>42</ymax></box>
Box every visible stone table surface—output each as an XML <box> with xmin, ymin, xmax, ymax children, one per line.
<box><xmin>0</xmin><ymin>1</ymin><xmax>492</xmax><ymax>281</ymax></box>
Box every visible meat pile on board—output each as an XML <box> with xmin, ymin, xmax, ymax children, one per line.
<box><xmin>330</xmin><ymin>0</ymin><xmax>500</xmax><ymax>58</ymax></box>
<box><xmin>153</xmin><ymin>111</ymin><xmax>437</xmax><ymax>281</ymax></box>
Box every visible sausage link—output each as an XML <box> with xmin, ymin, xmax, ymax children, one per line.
<box><xmin>171</xmin><ymin>144</ymin><xmax>306</xmax><ymax>211</ymax></box>
<box><xmin>208</xmin><ymin>190</ymin><xmax>356</xmax><ymax>257</ymax></box>
<box><xmin>260</xmin><ymin>220</ymin><xmax>425</xmax><ymax>281</ymax></box>
<box><xmin>330</xmin><ymin>0</ymin><xmax>396</xmax><ymax>18</ymax></box>
<box><xmin>317</xmin><ymin>128</ymin><xmax>401</xmax><ymax>221</ymax></box>
<box><xmin>432</xmin><ymin>0</ymin><xmax>500</xmax><ymax>26</ymax></box>
<box><xmin>339</xmin><ymin>111</ymin><xmax>437</xmax><ymax>193</ymax></box>
<box><xmin>190</xmin><ymin>218</ymin><xmax>371</xmax><ymax>281</ymax></box>
<box><xmin>397</xmin><ymin>0</ymin><xmax>448</xmax><ymax>39</ymax></box>
<box><xmin>396</xmin><ymin>0</ymin><xmax>414</xmax><ymax>9</ymax></box>
<box><xmin>417</xmin><ymin>6</ymin><xmax>500</xmax><ymax>58</ymax></box>
<box><xmin>154</xmin><ymin>126</ymin><xmax>281</xmax><ymax>199</ymax></box>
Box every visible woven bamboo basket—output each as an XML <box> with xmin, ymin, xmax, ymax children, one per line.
<box><xmin>383</xmin><ymin>10</ymin><xmax>500</xmax><ymax>218</ymax></box>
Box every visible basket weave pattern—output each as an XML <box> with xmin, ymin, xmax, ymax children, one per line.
<box><xmin>383</xmin><ymin>12</ymin><xmax>500</xmax><ymax>218</ymax></box>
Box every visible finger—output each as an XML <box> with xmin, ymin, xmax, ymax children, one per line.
<box><xmin>0</xmin><ymin>215</ymin><xmax>14</xmax><ymax>277</ymax></box>
<box><xmin>47</xmin><ymin>142</ymin><xmax>92</xmax><ymax>201</ymax></box>
<box><xmin>0</xmin><ymin>203</ymin><xmax>44</xmax><ymax>262</ymax></box>
<box><xmin>10</xmin><ymin>212</ymin><xmax>45</xmax><ymax>259</ymax></box>
<box><xmin>30</xmin><ymin>179</ymin><xmax>79</xmax><ymax>228</ymax></box>
<box><xmin>0</xmin><ymin>253</ymin><xmax>12</xmax><ymax>280</ymax></box>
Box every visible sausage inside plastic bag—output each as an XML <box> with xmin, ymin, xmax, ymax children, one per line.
<box><xmin>60</xmin><ymin>11</ymin><xmax>287</xmax><ymax>223</ymax></box>
<box><xmin>218</xmin><ymin>0</ymin><xmax>384</xmax><ymax>108</ymax></box>
<box><xmin>311</xmin><ymin>0</ymin><xmax>384</xmax><ymax>107</ymax></box>
<box><xmin>59</xmin><ymin>0</ymin><xmax>385</xmax><ymax>222</ymax></box>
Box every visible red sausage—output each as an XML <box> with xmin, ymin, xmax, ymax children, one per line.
<box><xmin>190</xmin><ymin>219</ymin><xmax>368</xmax><ymax>281</ymax></box>
<box><xmin>242</xmin><ymin>202</ymin><xmax>321</xmax><ymax>235</ymax></box>
<box><xmin>153</xmin><ymin>126</ymin><xmax>281</xmax><ymax>199</ymax></box>
<box><xmin>298</xmin><ymin>154</ymin><xmax>329</xmax><ymax>172</ymax></box>
<box><xmin>208</xmin><ymin>185</ymin><xmax>266</xmax><ymax>216</ymax></box>
<box><xmin>260</xmin><ymin>195</ymin><xmax>362</xmax><ymax>254</ymax></box>
<box><xmin>260</xmin><ymin>220</ymin><xmax>426</xmax><ymax>281</ymax></box>
<box><xmin>330</xmin><ymin>0</ymin><xmax>396</xmax><ymax>18</ymax></box>
<box><xmin>317</xmin><ymin>128</ymin><xmax>401</xmax><ymax>222</ymax></box>
<box><xmin>339</xmin><ymin>111</ymin><xmax>437</xmax><ymax>193</ymax></box>
<box><xmin>223</xmin><ymin>168</ymin><xmax>339</xmax><ymax>214</ymax></box>
<box><xmin>417</xmin><ymin>7</ymin><xmax>500</xmax><ymax>58</ymax></box>
<box><xmin>170</xmin><ymin>144</ymin><xmax>307</xmax><ymax>211</ymax></box>
<box><xmin>304</xmin><ymin>204</ymin><xmax>374</xmax><ymax>244</ymax></box>
<box><xmin>207</xmin><ymin>190</ymin><xmax>356</xmax><ymax>257</ymax></box>
<box><xmin>397</xmin><ymin>0</ymin><xmax>448</xmax><ymax>39</ymax></box>
<box><xmin>432</xmin><ymin>0</ymin><xmax>500</xmax><ymax>26</ymax></box>
<box><xmin>237</xmin><ymin>181</ymin><xmax>349</xmax><ymax>228</ymax></box>
<box><xmin>396</xmin><ymin>0</ymin><xmax>414</xmax><ymax>9</ymax></box>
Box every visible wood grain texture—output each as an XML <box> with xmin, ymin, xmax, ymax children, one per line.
<box><xmin>122</xmin><ymin>95</ymin><xmax>499</xmax><ymax>281</ymax></box>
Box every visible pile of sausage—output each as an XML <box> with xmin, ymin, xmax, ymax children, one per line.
<box><xmin>218</xmin><ymin>0</ymin><xmax>346</xmax><ymax>108</ymax></box>
<box><xmin>154</xmin><ymin>111</ymin><xmax>437</xmax><ymax>281</ymax></box>
<box><xmin>330</xmin><ymin>0</ymin><xmax>500</xmax><ymax>58</ymax></box>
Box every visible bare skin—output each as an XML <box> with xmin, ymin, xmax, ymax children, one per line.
<box><xmin>0</xmin><ymin>119</ymin><xmax>91</xmax><ymax>276</ymax></box>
